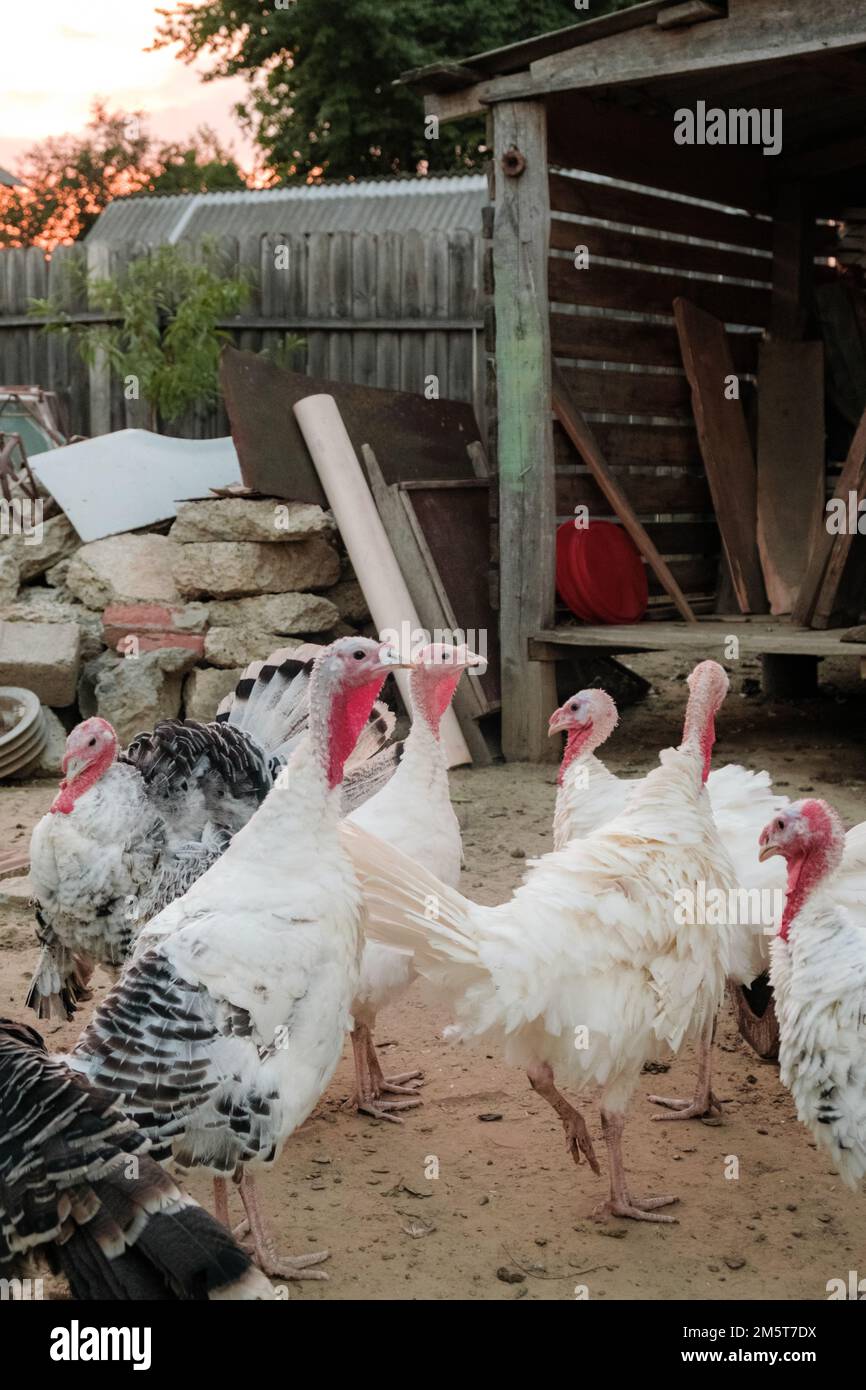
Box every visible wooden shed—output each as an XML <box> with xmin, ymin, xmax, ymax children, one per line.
<box><xmin>403</xmin><ymin>0</ymin><xmax>866</xmax><ymax>759</ymax></box>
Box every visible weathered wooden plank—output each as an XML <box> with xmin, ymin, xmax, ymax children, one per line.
<box><xmin>423</xmin><ymin>230</ymin><xmax>450</xmax><ymax>403</ymax></box>
<box><xmin>555</xmin><ymin>419</ymin><xmax>702</xmax><ymax>470</ymax></box>
<box><xmin>791</xmin><ymin>403</ymin><xmax>866</xmax><ymax>625</ymax></box>
<box><xmin>556</xmin><ymin>363</ymin><xmax>692</xmax><ymax>419</ymax></box>
<box><xmin>305</xmin><ymin>231</ymin><xmax>331</xmax><ymax>379</ymax></box>
<box><xmin>809</xmin><ymin>404</ymin><xmax>866</xmax><ymax>628</ymax></box>
<box><xmin>447</xmin><ymin>230</ymin><xmax>477</xmax><ymax>405</ymax></box>
<box><xmin>656</xmin><ymin>1</ymin><xmax>726</xmax><ymax>28</ymax></box>
<box><xmin>770</xmin><ymin>184</ymin><xmax>815</xmax><ymax>339</ymax></box>
<box><xmin>49</xmin><ymin>243</ymin><xmax>88</xmax><ymax>434</ymax></box>
<box><xmin>530</xmin><ymin>0</ymin><xmax>866</xmax><ymax>95</ymax></box>
<box><xmin>531</xmin><ymin>615</ymin><xmax>866</xmax><ymax>660</ymax></box>
<box><xmin>363</xmin><ymin>444</ymin><xmax>493</xmax><ymax>762</ymax></box>
<box><xmin>351</xmin><ymin>233</ymin><xmax>377</xmax><ymax>388</ymax></box>
<box><xmin>328</xmin><ymin>230</ymin><xmax>354</xmax><ymax>382</ymax></box>
<box><xmin>0</xmin><ymin>230</ymin><xmax>483</xmax><ymax>439</ymax></box>
<box><xmin>236</xmin><ymin>234</ymin><xmax>264</xmax><ymax>370</ymax></box>
<box><xmin>86</xmin><ymin>241</ymin><xmax>113</xmax><ymax>437</ymax></box>
<box><xmin>550</xmin><ymin>311</ymin><xmax>760</xmax><ymax>373</ymax></box>
<box><xmin>417</xmin><ymin>3</ymin><xmax>711</xmax><ymax>122</ymax></box>
<box><xmin>549</xmin><ymin>256</ymin><xmax>771</xmax><ymax>327</ymax></box>
<box><xmin>492</xmin><ymin>99</ymin><xmax>558</xmax><ymax>760</ymax></box>
<box><xmin>756</xmin><ymin>342</ymin><xmax>825</xmax><ymax>615</ymax></box>
<box><xmin>545</xmin><ymin>92</ymin><xmax>770</xmax><ymax>213</ymax></box>
<box><xmin>399</xmin><ymin>228</ymin><xmax>425</xmax><ymax>395</ymax></box>
<box><xmin>556</xmin><ymin>467</ymin><xmax>713</xmax><ymax>515</ymax></box>
<box><xmin>815</xmin><ymin>280</ymin><xmax>866</xmax><ymax>428</ymax></box>
<box><xmin>552</xmin><ymin>360</ymin><xmax>697</xmax><ymax>622</ymax></box>
<box><xmin>548</xmin><ymin>172</ymin><xmax>773</xmax><ymax>250</ymax></box>
<box><xmin>647</xmin><ymin>556</ymin><xmax>718</xmax><ymax>595</ymax></box>
<box><xmin>376</xmin><ymin>231</ymin><xmax>403</xmax><ymax>391</ymax></box>
<box><xmin>549</xmin><ymin>217</ymin><xmax>770</xmax><ymax>283</ymax></box>
<box><xmin>674</xmin><ymin>297</ymin><xmax>767</xmax><ymax>613</ymax></box>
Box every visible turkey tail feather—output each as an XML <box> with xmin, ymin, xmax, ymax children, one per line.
<box><xmin>25</xmin><ymin>940</ymin><xmax>94</xmax><ymax>1022</ymax></box>
<box><xmin>219</xmin><ymin>643</ymin><xmax>399</xmax><ymax>798</ymax></box>
<box><xmin>58</xmin><ymin>1166</ymin><xmax>274</xmax><ymax>1301</ymax></box>
<box><xmin>340</xmin><ymin>822</ymin><xmax>482</xmax><ymax>986</ymax></box>
<box><xmin>218</xmin><ymin>644</ymin><xmax>318</xmax><ymax>760</ymax></box>
<box><xmin>0</xmin><ymin>1020</ymin><xmax>273</xmax><ymax>1301</ymax></box>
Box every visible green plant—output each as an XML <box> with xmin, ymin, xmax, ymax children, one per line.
<box><xmin>31</xmin><ymin>240</ymin><xmax>252</xmax><ymax>427</ymax></box>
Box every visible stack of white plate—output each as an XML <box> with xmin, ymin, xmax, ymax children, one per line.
<box><xmin>0</xmin><ymin>688</ymin><xmax>47</xmax><ymax>779</ymax></box>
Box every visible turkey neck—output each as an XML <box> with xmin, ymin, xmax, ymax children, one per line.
<box><xmin>50</xmin><ymin>743</ymin><xmax>116</xmax><ymax>815</ymax></box>
<box><xmin>559</xmin><ymin>729</ymin><xmax>616</xmax><ymax>790</ymax></box>
<box><xmin>410</xmin><ymin>667</ymin><xmax>461</xmax><ymax>740</ymax></box>
<box><xmin>680</xmin><ymin>688</ymin><xmax>716</xmax><ymax>785</ymax></box>
<box><xmin>779</xmin><ymin>846</ymin><xmax>834</xmax><ymax>942</ymax></box>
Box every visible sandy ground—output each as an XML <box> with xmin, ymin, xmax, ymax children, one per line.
<box><xmin>2</xmin><ymin>649</ymin><xmax>865</xmax><ymax>1302</ymax></box>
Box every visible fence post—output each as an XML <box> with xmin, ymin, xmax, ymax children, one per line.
<box><xmin>86</xmin><ymin>242</ymin><xmax>112</xmax><ymax>436</ymax></box>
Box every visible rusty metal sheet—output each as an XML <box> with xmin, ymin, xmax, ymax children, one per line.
<box><xmin>220</xmin><ymin>345</ymin><xmax>481</xmax><ymax>501</ymax></box>
<box><xmin>398</xmin><ymin>479</ymin><xmax>501</xmax><ymax>709</ymax></box>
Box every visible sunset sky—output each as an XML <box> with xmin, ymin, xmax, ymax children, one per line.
<box><xmin>1</xmin><ymin>0</ymin><xmax>256</xmax><ymax>174</ymax></box>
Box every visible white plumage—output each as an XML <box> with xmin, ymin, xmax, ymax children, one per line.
<box><xmin>66</xmin><ymin>637</ymin><xmax>404</xmax><ymax>1276</ymax></box>
<box><xmin>551</xmin><ymin>688</ymin><xmax>788</xmax><ymax>984</ymax></box>
<box><xmin>345</xmin><ymin>644</ymin><xmax>476</xmax><ymax>1118</ymax></box>
<box><xmin>27</xmin><ymin>654</ymin><xmax>394</xmax><ymax>1020</ymax></box>
<box><xmin>344</xmin><ymin>661</ymin><xmax>737</xmax><ymax>1221</ymax></box>
<box><xmin>763</xmin><ymin>800</ymin><xmax>866</xmax><ymax>1189</ymax></box>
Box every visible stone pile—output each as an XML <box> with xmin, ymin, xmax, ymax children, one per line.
<box><xmin>0</xmin><ymin>494</ymin><xmax>371</xmax><ymax>771</ymax></box>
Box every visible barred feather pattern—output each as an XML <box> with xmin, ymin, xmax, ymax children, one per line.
<box><xmin>0</xmin><ymin>1019</ymin><xmax>273</xmax><ymax>1299</ymax></box>
<box><xmin>29</xmin><ymin>647</ymin><xmax>395</xmax><ymax>1022</ymax></box>
<box><xmin>218</xmin><ymin>644</ymin><xmax>398</xmax><ymax>807</ymax></box>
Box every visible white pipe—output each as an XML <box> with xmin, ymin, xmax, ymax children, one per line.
<box><xmin>293</xmin><ymin>393</ymin><xmax>472</xmax><ymax>767</ymax></box>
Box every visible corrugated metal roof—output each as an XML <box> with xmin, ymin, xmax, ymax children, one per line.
<box><xmin>88</xmin><ymin>175</ymin><xmax>487</xmax><ymax>245</ymax></box>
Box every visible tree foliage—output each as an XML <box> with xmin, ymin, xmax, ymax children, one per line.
<box><xmin>153</xmin><ymin>0</ymin><xmax>640</xmax><ymax>182</ymax></box>
<box><xmin>0</xmin><ymin>105</ymin><xmax>247</xmax><ymax>249</ymax></box>
<box><xmin>30</xmin><ymin>241</ymin><xmax>252</xmax><ymax>426</ymax></box>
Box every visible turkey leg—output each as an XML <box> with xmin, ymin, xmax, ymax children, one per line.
<box><xmin>647</xmin><ymin>1017</ymin><xmax>724</xmax><ymax>1121</ymax></box>
<box><xmin>594</xmin><ymin>1108</ymin><xmax>679</xmax><ymax>1223</ymax></box>
<box><xmin>346</xmin><ymin>1021</ymin><xmax>424</xmax><ymax>1123</ymax></box>
<box><xmin>237</xmin><ymin>1172</ymin><xmax>330</xmax><ymax>1280</ymax></box>
<box><xmin>527</xmin><ymin>1061</ymin><xmax>600</xmax><ymax>1173</ymax></box>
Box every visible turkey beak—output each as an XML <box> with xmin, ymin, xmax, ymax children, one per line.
<box><xmin>459</xmin><ymin>649</ymin><xmax>485</xmax><ymax>672</ymax></box>
<box><xmin>62</xmin><ymin>754</ymin><xmax>87</xmax><ymax>781</ymax></box>
<box><xmin>548</xmin><ymin>709</ymin><xmax>568</xmax><ymax>737</ymax></box>
<box><xmin>758</xmin><ymin>841</ymin><xmax>781</xmax><ymax>862</ymax></box>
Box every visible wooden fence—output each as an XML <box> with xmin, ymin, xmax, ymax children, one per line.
<box><xmin>0</xmin><ymin>230</ymin><xmax>483</xmax><ymax>439</ymax></box>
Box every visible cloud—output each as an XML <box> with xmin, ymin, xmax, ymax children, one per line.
<box><xmin>2</xmin><ymin>0</ymin><xmax>255</xmax><ymax>168</ymax></box>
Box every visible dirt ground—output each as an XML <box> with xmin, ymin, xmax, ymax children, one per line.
<box><xmin>2</xmin><ymin>649</ymin><xmax>865</xmax><ymax>1302</ymax></box>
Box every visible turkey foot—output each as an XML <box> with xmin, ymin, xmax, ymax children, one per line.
<box><xmin>594</xmin><ymin>1191</ymin><xmax>680</xmax><ymax>1223</ymax></box>
<box><xmin>238</xmin><ymin>1173</ymin><xmax>329</xmax><ymax>1280</ymax></box>
<box><xmin>346</xmin><ymin>1022</ymin><xmax>424</xmax><ymax>1123</ymax></box>
<box><xmin>527</xmin><ymin>1061</ymin><xmax>600</xmax><ymax>1173</ymax></box>
<box><xmin>597</xmin><ymin>1106</ymin><xmax>678</xmax><ymax>1224</ymax></box>
<box><xmin>648</xmin><ymin>1089</ymin><xmax>724</xmax><ymax>1121</ymax></box>
<box><xmin>649</xmin><ymin>1021</ymin><xmax>723</xmax><ymax>1121</ymax></box>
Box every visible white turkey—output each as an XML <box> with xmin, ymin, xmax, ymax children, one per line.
<box><xmin>65</xmin><ymin>636</ymin><xmax>409</xmax><ymax>1277</ymax></box>
<box><xmin>346</xmin><ymin>642</ymin><xmax>481</xmax><ymax>1120</ymax></box>
<box><xmin>549</xmin><ymin>686</ymin><xmax>788</xmax><ymax>1118</ymax></box>
<box><xmin>27</xmin><ymin>648</ymin><xmax>395</xmax><ymax>1019</ymax></box>
<box><xmin>0</xmin><ymin>1017</ymin><xmax>274</xmax><ymax>1300</ymax></box>
<box><xmin>760</xmin><ymin>800</ymin><xmax>866</xmax><ymax>1187</ymax></box>
<box><xmin>343</xmin><ymin>660</ymin><xmax>738</xmax><ymax>1222</ymax></box>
